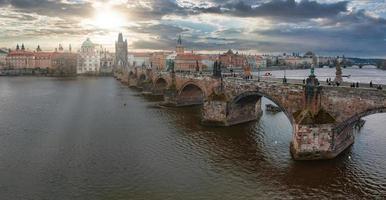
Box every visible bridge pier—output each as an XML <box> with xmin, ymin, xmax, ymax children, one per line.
<box><xmin>140</xmin><ymin>82</ymin><xmax>153</xmax><ymax>94</ymax></box>
<box><xmin>152</xmin><ymin>87</ymin><xmax>165</xmax><ymax>96</ymax></box>
<box><xmin>201</xmin><ymin>95</ymin><xmax>263</xmax><ymax>126</ymax></box>
<box><xmin>291</xmin><ymin>122</ymin><xmax>355</xmax><ymax>160</ymax></box>
<box><xmin>128</xmin><ymin>76</ymin><xmax>137</xmax><ymax>87</ymax></box>
<box><xmin>121</xmin><ymin>73</ymin><xmax>129</xmax><ymax>85</ymax></box>
<box><xmin>162</xmin><ymin>88</ymin><xmax>179</xmax><ymax>106</ymax></box>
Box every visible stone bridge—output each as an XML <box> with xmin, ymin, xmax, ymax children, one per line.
<box><xmin>114</xmin><ymin>69</ymin><xmax>386</xmax><ymax>161</ymax></box>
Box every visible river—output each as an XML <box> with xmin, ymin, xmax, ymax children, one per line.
<box><xmin>0</xmin><ymin>75</ymin><xmax>385</xmax><ymax>199</ymax></box>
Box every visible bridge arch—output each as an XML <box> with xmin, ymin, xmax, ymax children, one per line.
<box><xmin>129</xmin><ymin>71</ymin><xmax>135</xmax><ymax>78</ymax></box>
<box><xmin>152</xmin><ymin>77</ymin><xmax>168</xmax><ymax>95</ymax></box>
<box><xmin>139</xmin><ymin>73</ymin><xmax>146</xmax><ymax>81</ymax></box>
<box><xmin>335</xmin><ymin>107</ymin><xmax>386</xmax><ymax>131</ymax></box>
<box><xmin>177</xmin><ymin>82</ymin><xmax>205</xmax><ymax>106</ymax></box>
<box><xmin>229</xmin><ymin>90</ymin><xmax>295</xmax><ymax>126</ymax></box>
<box><xmin>154</xmin><ymin>77</ymin><xmax>168</xmax><ymax>88</ymax></box>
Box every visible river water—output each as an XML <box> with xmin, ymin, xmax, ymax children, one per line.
<box><xmin>0</xmin><ymin>75</ymin><xmax>385</xmax><ymax>199</ymax></box>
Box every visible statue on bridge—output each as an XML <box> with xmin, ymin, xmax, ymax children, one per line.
<box><xmin>213</xmin><ymin>60</ymin><xmax>222</xmax><ymax>78</ymax></box>
<box><xmin>335</xmin><ymin>59</ymin><xmax>343</xmax><ymax>84</ymax></box>
<box><xmin>166</xmin><ymin>59</ymin><xmax>175</xmax><ymax>73</ymax></box>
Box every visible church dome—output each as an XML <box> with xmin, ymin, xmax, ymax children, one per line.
<box><xmin>82</xmin><ymin>38</ymin><xmax>94</xmax><ymax>48</ymax></box>
<box><xmin>304</xmin><ymin>51</ymin><xmax>315</xmax><ymax>57</ymax></box>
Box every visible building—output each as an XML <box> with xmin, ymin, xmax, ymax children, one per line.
<box><xmin>255</xmin><ymin>55</ymin><xmax>267</xmax><ymax>68</ymax></box>
<box><xmin>175</xmin><ymin>53</ymin><xmax>203</xmax><ymax>72</ymax></box>
<box><xmin>176</xmin><ymin>35</ymin><xmax>184</xmax><ymax>54</ymax></box>
<box><xmin>77</xmin><ymin>38</ymin><xmax>101</xmax><ymax>74</ymax></box>
<box><xmin>100</xmin><ymin>49</ymin><xmax>114</xmax><ymax>74</ymax></box>
<box><xmin>150</xmin><ymin>52</ymin><xmax>171</xmax><ymax>71</ymax></box>
<box><xmin>172</xmin><ymin>35</ymin><xmax>204</xmax><ymax>72</ymax></box>
<box><xmin>303</xmin><ymin>51</ymin><xmax>318</xmax><ymax>67</ymax></box>
<box><xmin>219</xmin><ymin>49</ymin><xmax>247</xmax><ymax>69</ymax></box>
<box><xmin>276</xmin><ymin>52</ymin><xmax>317</xmax><ymax>68</ymax></box>
<box><xmin>34</xmin><ymin>50</ymin><xmax>53</xmax><ymax>69</ymax></box>
<box><xmin>128</xmin><ymin>52</ymin><xmax>152</xmax><ymax>68</ymax></box>
<box><xmin>0</xmin><ymin>48</ymin><xmax>9</xmax><ymax>69</ymax></box>
<box><xmin>115</xmin><ymin>33</ymin><xmax>128</xmax><ymax>71</ymax></box>
<box><xmin>200</xmin><ymin>54</ymin><xmax>217</xmax><ymax>71</ymax></box>
<box><xmin>6</xmin><ymin>44</ymin><xmax>35</xmax><ymax>69</ymax></box>
<box><xmin>51</xmin><ymin>52</ymin><xmax>77</xmax><ymax>76</ymax></box>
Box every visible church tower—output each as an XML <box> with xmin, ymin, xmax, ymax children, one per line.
<box><xmin>115</xmin><ymin>33</ymin><xmax>128</xmax><ymax>71</ymax></box>
<box><xmin>176</xmin><ymin>35</ymin><xmax>184</xmax><ymax>54</ymax></box>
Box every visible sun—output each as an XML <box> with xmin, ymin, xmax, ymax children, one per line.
<box><xmin>92</xmin><ymin>10</ymin><xmax>126</xmax><ymax>29</ymax></box>
<box><xmin>82</xmin><ymin>5</ymin><xmax>126</xmax><ymax>30</ymax></box>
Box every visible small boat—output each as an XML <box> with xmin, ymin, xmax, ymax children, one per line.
<box><xmin>263</xmin><ymin>72</ymin><xmax>272</xmax><ymax>77</ymax></box>
<box><xmin>342</xmin><ymin>75</ymin><xmax>351</xmax><ymax>78</ymax></box>
<box><xmin>266</xmin><ymin>104</ymin><xmax>281</xmax><ymax>113</ymax></box>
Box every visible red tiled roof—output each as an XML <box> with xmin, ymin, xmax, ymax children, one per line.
<box><xmin>8</xmin><ymin>50</ymin><xmax>34</xmax><ymax>56</ymax></box>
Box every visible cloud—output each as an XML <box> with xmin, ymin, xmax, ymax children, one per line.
<box><xmin>194</xmin><ymin>0</ymin><xmax>349</xmax><ymax>21</ymax></box>
<box><xmin>0</xmin><ymin>0</ymin><xmax>385</xmax><ymax>57</ymax></box>
<box><xmin>0</xmin><ymin>0</ymin><xmax>94</xmax><ymax>18</ymax></box>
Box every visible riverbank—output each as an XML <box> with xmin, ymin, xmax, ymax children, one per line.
<box><xmin>0</xmin><ymin>68</ymin><xmax>113</xmax><ymax>77</ymax></box>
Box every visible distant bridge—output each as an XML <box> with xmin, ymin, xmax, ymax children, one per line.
<box><xmin>115</xmin><ymin>68</ymin><xmax>386</xmax><ymax>161</ymax></box>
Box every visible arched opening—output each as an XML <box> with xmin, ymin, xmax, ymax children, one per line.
<box><xmin>335</xmin><ymin>107</ymin><xmax>386</xmax><ymax>133</ymax></box>
<box><xmin>178</xmin><ymin>83</ymin><xmax>204</xmax><ymax>106</ymax></box>
<box><xmin>139</xmin><ymin>74</ymin><xmax>146</xmax><ymax>81</ymax></box>
<box><xmin>155</xmin><ymin>78</ymin><xmax>167</xmax><ymax>90</ymax></box>
<box><xmin>137</xmin><ymin>74</ymin><xmax>146</xmax><ymax>86</ymax></box>
<box><xmin>153</xmin><ymin>78</ymin><xmax>168</xmax><ymax>96</ymax></box>
<box><xmin>129</xmin><ymin>71</ymin><xmax>135</xmax><ymax>78</ymax></box>
<box><xmin>230</xmin><ymin>91</ymin><xmax>293</xmax><ymax>126</ymax></box>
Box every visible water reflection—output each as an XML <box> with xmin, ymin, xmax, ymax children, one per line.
<box><xmin>0</xmin><ymin>77</ymin><xmax>385</xmax><ymax>199</ymax></box>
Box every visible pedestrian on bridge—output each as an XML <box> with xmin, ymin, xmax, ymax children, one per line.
<box><xmin>356</xmin><ymin>82</ymin><xmax>359</xmax><ymax>88</ymax></box>
<box><xmin>370</xmin><ymin>81</ymin><xmax>373</xmax><ymax>88</ymax></box>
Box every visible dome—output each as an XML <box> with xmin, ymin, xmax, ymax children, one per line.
<box><xmin>304</xmin><ymin>51</ymin><xmax>315</xmax><ymax>57</ymax></box>
<box><xmin>82</xmin><ymin>38</ymin><xmax>94</xmax><ymax>48</ymax></box>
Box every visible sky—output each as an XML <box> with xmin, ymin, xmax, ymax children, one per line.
<box><xmin>0</xmin><ymin>0</ymin><xmax>386</xmax><ymax>57</ymax></box>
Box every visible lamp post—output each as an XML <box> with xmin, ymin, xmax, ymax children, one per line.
<box><xmin>258</xmin><ymin>64</ymin><xmax>261</xmax><ymax>82</ymax></box>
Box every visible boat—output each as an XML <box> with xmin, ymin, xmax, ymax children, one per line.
<box><xmin>263</xmin><ymin>72</ymin><xmax>272</xmax><ymax>77</ymax></box>
<box><xmin>266</xmin><ymin>104</ymin><xmax>281</xmax><ymax>113</ymax></box>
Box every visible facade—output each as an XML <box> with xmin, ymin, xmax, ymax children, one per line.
<box><xmin>219</xmin><ymin>50</ymin><xmax>247</xmax><ymax>69</ymax></box>
<box><xmin>128</xmin><ymin>52</ymin><xmax>151</xmax><ymax>68</ymax></box>
<box><xmin>51</xmin><ymin>52</ymin><xmax>77</xmax><ymax>76</ymax></box>
<box><xmin>200</xmin><ymin>54</ymin><xmax>217</xmax><ymax>71</ymax></box>
<box><xmin>0</xmin><ymin>48</ymin><xmax>9</xmax><ymax>69</ymax></box>
<box><xmin>100</xmin><ymin>49</ymin><xmax>114</xmax><ymax>74</ymax></box>
<box><xmin>175</xmin><ymin>53</ymin><xmax>203</xmax><ymax>72</ymax></box>
<box><xmin>6</xmin><ymin>44</ymin><xmax>35</xmax><ymax>69</ymax></box>
<box><xmin>34</xmin><ymin>52</ymin><xmax>53</xmax><ymax>69</ymax></box>
<box><xmin>77</xmin><ymin>38</ymin><xmax>101</xmax><ymax>74</ymax></box>
<box><xmin>172</xmin><ymin>35</ymin><xmax>204</xmax><ymax>72</ymax></box>
<box><xmin>150</xmin><ymin>52</ymin><xmax>171</xmax><ymax>71</ymax></box>
<box><xmin>115</xmin><ymin>33</ymin><xmax>128</xmax><ymax>71</ymax></box>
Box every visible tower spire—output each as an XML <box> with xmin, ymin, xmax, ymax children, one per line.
<box><xmin>178</xmin><ymin>35</ymin><xmax>182</xmax><ymax>45</ymax></box>
<box><xmin>118</xmin><ymin>33</ymin><xmax>123</xmax><ymax>42</ymax></box>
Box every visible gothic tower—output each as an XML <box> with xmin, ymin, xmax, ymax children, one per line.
<box><xmin>115</xmin><ymin>33</ymin><xmax>128</xmax><ymax>71</ymax></box>
<box><xmin>176</xmin><ymin>35</ymin><xmax>185</xmax><ymax>54</ymax></box>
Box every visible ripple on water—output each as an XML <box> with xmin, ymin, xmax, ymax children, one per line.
<box><xmin>0</xmin><ymin>77</ymin><xmax>386</xmax><ymax>199</ymax></box>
